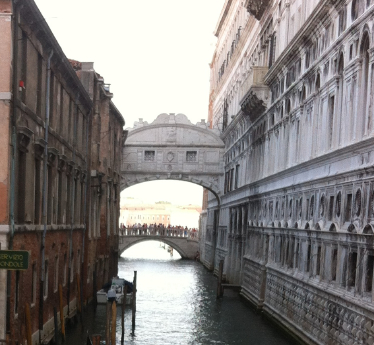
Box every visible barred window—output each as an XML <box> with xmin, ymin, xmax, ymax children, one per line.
<box><xmin>186</xmin><ymin>151</ymin><xmax>197</xmax><ymax>162</ymax></box>
<box><xmin>144</xmin><ymin>151</ymin><xmax>155</xmax><ymax>161</ymax></box>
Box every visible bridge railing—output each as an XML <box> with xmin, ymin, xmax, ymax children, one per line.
<box><xmin>118</xmin><ymin>226</ymin><xmax>198</xmax><ymax>240</ymax></box>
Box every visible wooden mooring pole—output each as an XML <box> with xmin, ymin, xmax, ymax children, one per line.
<box><xmin>58</xmin><ymin>284</ymin><xmax>65</xmax><ymax>341</ymax></box>
<box><xmin>217</xmin><ymin>259</ymin><xmax>224</xmax><ymax>299</ymax></box>
<box><xmin>105</xmin><ymin>302</ymin><xmax>111</xmax><ymax>344</ymax></box>
<box><xmin>132</xmin><ymin>271</ymin><xmax>137</xmax><ymax>332</ymax></box>
<box><xmin>121</xmin><ymin>285</ymin><xmax>127</xmax><ymax>343</ymax></box>
<box><xmin>25</xmin><ymin>303</ymin><xmax>32</xmax><ymax>345</ymax></box>
<box><xmin>53</xmin><ymin>307</ymin><xmax>59</xmax><ymax>345</ymax></box>
<box><xmin>92</xmin><ymin>334</ymin><xmax>101</xmax><ymax>345</ymax></box>
<box><xmin>111</xmin><ymin>302</ymin><xmax>116</xmax><ymax>345</ymax></box>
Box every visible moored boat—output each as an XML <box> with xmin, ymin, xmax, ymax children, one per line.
<box><xmin>96</xmin><ymin>277</ymin><xmax>133</xmax><ymax>305</ymax></box>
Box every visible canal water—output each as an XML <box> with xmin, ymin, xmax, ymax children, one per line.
<box><xmin>66</xmin><ymin>241</ymin><xmax>298</xmax><ymax>344</ymax></box>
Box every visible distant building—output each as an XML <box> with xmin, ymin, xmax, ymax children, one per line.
<box><xmin>120</xmin><ymin>198</ymin><xmax>201</xmax><ymax>228</ymax></box>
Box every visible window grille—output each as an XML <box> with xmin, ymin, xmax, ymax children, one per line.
<box><xmin>144</xmin><ymin>151</ymin><xmax>155</xmax><ymax>161</ymax></box>
<box><xmin>186</xmin><ymin>151</ymin><xmax>197</xmax><ymax>162</ymax></box>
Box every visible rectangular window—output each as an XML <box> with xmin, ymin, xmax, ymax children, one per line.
<box><xmin>306</xmin><ymin>198</ymin><xmax>310</xmax><ymax>220</ymax></box>
<box><xmin>59</xmin><ymin>86</ymin><xmax>64</xmax><ymax>136</ymax></box>
<box><xmin>74</xmin><ymin>177</ymin><xmax>80</xmax><ymax>224</ymax></box>
<box><xmin>34</xmin><ymin>159</ymin><xmax>41</xmax><ymax>224</ymax></box>
<box><xmin>186</xmin><ymin>151</ymin><xmax>197</xmax><ymax>162</ymax></box>
<box><xmin>329</xmin><ymin>95</ymin><xmax>335</xmax><ymax>147</ymax></box>
<box><xmin>63</xmin><ymin>253</ymin><xmax>67</xmax><ymax>286</ymax></box>
<box><xmin>348</xmin><ymin>251</ymin><xmax>358</xmax><ymax>287</ymax></box>
<box><xmin>20</xmin><ymin>30</ymin><xmax>27</xmax><ymax>103</ymax></box>
<box><xmin>365</xmin><ymin>254</ymin><xmax>374</xmax><ymax>292</ymax></box>
<box><xmin>306</xmin><ymin>244</ymin><xmax>311</xmax><ymax>272</ymax></box>
<box><xmin>66</xmin><ymin>174</ymin><xmax>71</xmax><ymax>224</ymax></box>
<box><xmin>77</xmin><ymin>250</ymin><xmax>81</xmax><ymax>276</ymax></box>
<box><xmin>47</xmin><ymin>165</ymin><xmax>53</xmax><ymax>225</ymax></box>
<box><xmin>15</xmin><ymin>271</ymin><xmax>20</xmax><ymax>314</ymax></box>
<box><xmin>49</xmin><ymin>71</ymin><xmax>55</xmax><ymax>127</ymax></box>
<box><xmin>295</xmin><ymin>242</ymin><xmax>300</xmax><ymax>269</ymax></box>
<box><xmin>31</xmin><ymin>263</ymin><xmax>37</xmax><ymax>304</ymax></box>
<box><xmin>230</xmin><ymin>168</ymin><xmax>234</xmax><ymax>191</ymax></box>
<box><xmin>36</xmin><ymin>54</ymin><xmax>43</xmax><ymax>117</ymax></box>
<box><xmin>345</xmin><ymin>194</ymin><xmax>352</xmax><ymax>222</ymax></box>
<box><xmin>70</xmin><ymin>253</ymin><xmax>74</xmax><ymax>283</ymax></box>
<box><xmin>316</xmin><ymin>245</ymin><xmax>322</xmax><ymax>276</ymax></box>
<box><xmin>44</xmin><ymin>260</ymin><xmax>48</xmax><ymax>298</ymax></box>
<box><xmin>235</xmin><ymin>165</ymin><xmax>240</xmax><ymax>189</ymax></box>
<box><xmin>57</xmin><ymin>169</ymin><xmax>63</xmax><ymax>224</ymax></box>
<box><xmin>331</xmin><ymin>248</ymin><xmax>338</xmax><ymax>281</ymax></box>
<box><xmin>80</xmin><ymin>180</ymin><xmax>85</xmax><ymax>224</ymax></box>
<box><xmin>328</xmin><ymin>196</ymin><xmax>334</xmax><ymax>221</ymax></box>
<box><xmin>54</xmin><ymin>256</ymin><xmax>59</xmax><ymax>292</ymax></box>
<box><xmin>144</xmin><ymin>151</ymin><xmax>155</xmax><ymax>161</ymax></box>
<box><xmin>17</xmin><ymin>150</ymin><xmax>27</xmax><ymax>224</ymax></box>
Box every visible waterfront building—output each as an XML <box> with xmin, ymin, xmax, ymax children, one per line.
<box><xmin>201</xmin><ymin>0</ymin><xmax>374</xmax><ymax>344</ymax></box>
<box><xmin>74</xmin><ymin>61</ymin><xmax>125</xmax><ymax>308</ymax></box>
<box><xmin>0</xmin><ymin>0</ymin><xmax>125</xmax><ymax>342</ymax></box>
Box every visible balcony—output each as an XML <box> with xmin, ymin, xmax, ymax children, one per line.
<box><xmin>244</xmin><ymin>0</ymin><xmax>271</xmax><ymax>21</ymax></box>
<box><xmin>239</xmin><ymin>66</ymin><xmax>269</xmax><ymax>123</ymax></box>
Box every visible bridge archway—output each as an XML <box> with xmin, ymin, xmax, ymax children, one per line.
<box><xmin>121</xmin><ymin>113</ymin><xmax>225</xmax><ymax>204</ymax></box>
<box><xmin>119</xmin><ymin>236</ymin><xmax>198</xmax><ymax>259</ymax></box>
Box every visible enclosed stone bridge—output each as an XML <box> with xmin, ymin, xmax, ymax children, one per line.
<box><xmin>118</xmin><ymin>228</ymin><xmax>199</xmax><ymax>259</ymax></box>
<box><xmin>121</xmin><ymin>113</ymin><xmax>225</xmax><ymax>202</ymax></box>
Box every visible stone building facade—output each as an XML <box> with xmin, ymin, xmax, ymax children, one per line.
<box><xmin>0</xmin><ymin>0</ymin><xmax>124</xmax><ymax>343</ymax></box>
<box><xmin>202</xmin><ymin>0</ymin><xmax>374</xmax><ymax>344</ymax></box>
<box><xmin>75</xmin><ymin>61</ymin><xmax>125</xmax><ymax>309</ymax></box>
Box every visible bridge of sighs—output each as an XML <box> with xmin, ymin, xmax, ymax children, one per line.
<box><xmin>120</xmin><ymin>113</ymin><xmax>225</xmax><ymax>256</ymax></box>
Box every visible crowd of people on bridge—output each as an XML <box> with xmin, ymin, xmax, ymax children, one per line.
<box><xmin>119</xmin><ymin>223</ymin><xmax>198</xmax><ymax>239</ymax></box>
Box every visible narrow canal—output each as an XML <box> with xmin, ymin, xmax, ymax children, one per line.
<box><xmin>66</xmin><ymin>241</ymin><xmax>298</xmax><ymax>344</ymax></box>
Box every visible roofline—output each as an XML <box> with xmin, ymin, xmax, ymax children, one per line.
<box><xmin>110</xmin><ymin>100</ymin><xmax>125</xmax><ymax>126</ymax></box>
<box><xmin>24</xmin><ymin>0</ymin><xmax>93</xmax><ymax>109</ymax></box>
<box><xmin>214</xmin><ymin>0</ymin><xmax>234</xmax><ymax>37</ymax></box>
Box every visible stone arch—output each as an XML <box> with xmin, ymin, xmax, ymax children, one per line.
<box><xmin>347</xmin><ymin>223</ymin><xmax>358</xmax><ymax>233</ymax></box>
<box><xmin>363</xmin><ymin>224</ymin><xmax>374</xmax><ymax>234</ymax></box>
<box><xmin>119</xmin><ymin>237</ymin><xmax>189</xmax><ymax>259</ymax></box>
<box><xmin>329</xmin><ymin>223</ymin><xmax>338</xmax><ymax>232</ymax></box>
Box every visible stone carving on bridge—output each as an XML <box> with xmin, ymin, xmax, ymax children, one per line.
<box><xmin>122</xmin><ymin>113</ymin><xmax>225</xmax><ymax>200</ymax></box>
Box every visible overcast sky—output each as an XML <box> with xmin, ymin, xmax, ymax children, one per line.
<box><xmin>34</xmin><ymin>0</ymin><xmax>225</xmax><ymax>205</ymax></box>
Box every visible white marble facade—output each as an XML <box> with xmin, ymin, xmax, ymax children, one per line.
<box><xmin>203</xmin><ymin>1</ymin><xmax>374</xmax><ymax>344</ymax></box>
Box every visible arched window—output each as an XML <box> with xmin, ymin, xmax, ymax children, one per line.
<box><xmin>337</xmin><ymin>53</ymin><xmax>344</xmax><ymax>145</ymax></box>
<box><xmin>360</xmin><ymin>32</ymin><xmax>370</xmax><ymax>133</ymax></box>
<box><xmin>285</xmin><ymin>98</ymin><xmax>291</xmax><ymax>114</ymax></box>
<box><xmin>351</xmin><ymin>0</ymin><xmax>359</xmax><ymax>21</ymax></box>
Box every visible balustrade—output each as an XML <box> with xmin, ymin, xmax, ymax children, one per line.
<box><xmin>118</xmin><ymin>226</ymin><xmax>198</xmax><ymax>240</ymax></box>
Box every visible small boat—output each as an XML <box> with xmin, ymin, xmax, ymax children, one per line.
<box><xmin>97</xmin><ymin>277</ymin><xmax>133</xmax><ymax>305</ymax></box>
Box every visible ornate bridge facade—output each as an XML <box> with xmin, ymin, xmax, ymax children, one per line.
<box><xmin>121</xmin><ymin>113</ymin><xmax>225</xmax><ymax>202</ymax></box>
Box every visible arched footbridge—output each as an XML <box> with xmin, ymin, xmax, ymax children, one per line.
<box><xmin>118</xmin><ymin>228</ymin><xmax>199</xmax><ymax>259</ymax></box>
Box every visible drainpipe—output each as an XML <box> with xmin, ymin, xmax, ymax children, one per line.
<box><xmin>39</xmin><ymin>48</ymin><xmax>53</xmax><ymax>342</ymax></box>
<box><xmin>7</xmin><ymin>0</ymin><xmax>21</xmax><ymax>336</ymax></box>
<box><xmin>67</xmin><ymin>94</ymin><xmax>78</xmax><ymax>316</ymax></box>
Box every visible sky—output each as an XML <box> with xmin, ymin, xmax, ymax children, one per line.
<box><xmin>34</xmin><ymin>0</ymin><xmax>225</xmax><ymax>205</ymax></box>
